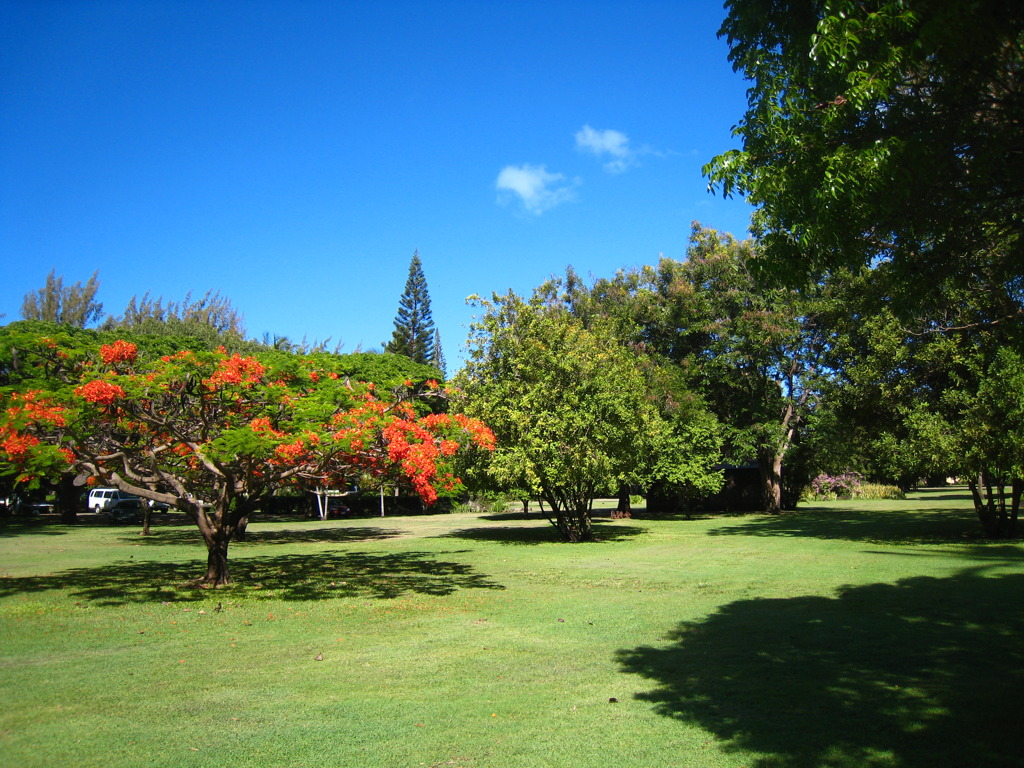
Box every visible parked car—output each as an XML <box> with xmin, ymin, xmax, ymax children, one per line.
<box><xmin>9</xmin><ymin>498</ymin><xmax>53</xmax><ymax>516</ymax></box>
<box><xmin>23</xmin><ymin>501</ymin><xmax>54</xmax><ymax>515</ymax></box>
<box><xmin>147</xmin><ymin>499</ymin><xmax>171</xmax><ymax>512</ymax></box>
<box><xmin>107</xmin><ymin>497</ymin><xmax>143</xmax><ymax>523</ymax></box>
<box><xmin>326</xmin><ymin>497</ymin><xmax>352</xmax><ymax>518</ymax></box>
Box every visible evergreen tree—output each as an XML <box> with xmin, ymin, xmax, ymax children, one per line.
<box><xmin>431</xmin><ymin>328</ymin><xmax>447</xmax><ymax>377</ymax></box>
<box><xmin>385</xmin><ymin>251</ymin><xmax>435</xmax><ymax>365</ymax></box>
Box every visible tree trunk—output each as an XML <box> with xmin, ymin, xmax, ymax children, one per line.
<box><xmin>968</xmin><ymin>473</ymin><xmax>1019</xmax><ymax>539</ymax></box>
<box><xmin>1010</xmin><ymin>479</ymin><xmax>1022</xmax><ymax>538</ymax></box>
<box><xmin>193</xmin><ymin>496</ymin><xmax>260</xmax><ymax>585</ymax></box>
<box><xmin>202</xmin><ymin>532</ymin><xmax>231</xmax><ymax>586</ymax></box>
<box><xmin>540</xmin><ymin>490</ymin><xmax>594</xmax><ymax>542</ymax></box>
<box><xmin>57</xmin><ymin>473</ymin><xmax>79</xmax><ymax>524</ymax></box>
<box><xmin>189</xmin><ymin>502</ymin><xmax>238</xmax><ymax>586</ymax></box>
<box><xmin>968</xmin><ymin>475</ymin><xmax>993</xmax><ymax>534</ymax></box>
<box><xmin>555</xmin><ymin>507</ymin><xmax>593</xmax><ymax>542</ymax></box>
<box><xmin>615</xmin><ymin>485</ymin><xmax>632</xmax><ymax>515</ymax></box>
<box><xmin>758</xmin><ymin>449</ymin><xmax>784</xmax><ymax>515</ymax></box>
<box><xmin>229</xmin><ymin>496</ymin><xmax>256</xmax><ymax>542</ymax></box>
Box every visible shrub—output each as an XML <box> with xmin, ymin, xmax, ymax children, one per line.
<box><xmin>854</xmin><ymin>483</ymin><xmax>905</xmax><ymax>500</ymax></box>
<box><xmin>453</xmin><ymin>492</ymin><xmax>515</xmax><ymax>515</ymax></box>
<box><xmin>803</xmin><ymin>471</ymin><xmax>906</xmax><ymax>501</ymax></box>
<box><xmin>807</xmin><ymin>471</ymin><xmax>864</xmax><ymax>500</ymax></box>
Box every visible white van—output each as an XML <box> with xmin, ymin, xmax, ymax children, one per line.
<box><xmin>87</xmin><ymin>488</ymin><xmax>139</xmax><ymax>511</ymax></box>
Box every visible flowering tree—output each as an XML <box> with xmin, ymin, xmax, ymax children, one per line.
<box><xmin>0</xmin><ymin>331</ymin><xmax>494</xmax><ymax>585</ymax></box>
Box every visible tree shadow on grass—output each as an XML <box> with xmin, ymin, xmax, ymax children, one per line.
<box><xmin>906</xmin><ymin>492</ymin><xmax>972</xmax><ymax>502</ymax></box>
<box><xmin>0</xmin><ymin>550</ymin><xmax>504</xmax><ymax>606</ymax></box>
<box><xmin>438</xmin><ymin>521</ymin><xmax>648</xmax><ymax>546</ymax></box>
<box><xmin>478</xmin><ymin>511</ymin><xmax>539</xmax><ymax>522</ymax></box>
<box><xmin>617</xmin><ymin>567</ymin><xmax>1024</xmax><ymax>768</ymax></box>
<box><xmin>0</xmin><ymin>520</ymin><xmax>69</xmax><ymax>538</ymax></box>
<box><xmin>705</xmin><ymin>506</ymin><xmax>985</xmax><ymax>545</ymax></box>
<box><xmin>120</xmin><ymin>526</ymin><xmax>402</xmax><ymax>547</ymax></box>
<box><xmin>631</xmin><ymin>509</ymin><xmax>752</xmax><ymax>523</ymax></box>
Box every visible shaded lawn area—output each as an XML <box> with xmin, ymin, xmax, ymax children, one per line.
<box><xmin>705</xmin><ymin>488</ymin><xmax>986</xmax><ymax>545</ymax></box>
<box><xmin>1</xmin><ymin>488</ymin><xmax>1022</xmax><ymax>768</ymax></box>
<box><xmin>440</xmin><ymin>521</ymin><xmax>649</xmax><ymax>545</ymax></box>
<box><xmin>0</xmin><ymin>549</ymin><xmax>505</xmax><ymax>605</ymax></box>
<box><xmin>121</xmin><ymin>523</ymin><xmax>404</xmax><ymax>547</ymax></box>
<box><xmin>618</xmin><ymin>567</ymin><xmax>1024</xmax><ymax>768</ymax></box>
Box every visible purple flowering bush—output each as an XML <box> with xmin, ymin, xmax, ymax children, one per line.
<box><xmin>809</xmin><ymin>471</ymin><xmax>864</xmax><ymax>499</ymax></box>
<box><xmin>805</xmin><ymin>471</ymin><xmax>905</xmax><ymax>501</ymax></box>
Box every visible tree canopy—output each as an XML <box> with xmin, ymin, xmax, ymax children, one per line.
<box><xmin>807</xmin><ymin>266</ymin><xmax>1024</xmax><ymax>535</ymax></box>
<box><xmin>645</xmin><ymin>227</ymin><xmax>820</xmax><ymax>511</ymax></box>
<box><xmin>20</xmin><ymin>270</ymin><xmax>104</xmax><ymax>328</ymax></box>
<box><xmin>701</xmin><ymin>0</ymin><xmax>1024</xmax><ymax>531</ymax></box>
<box><xmin>456</xmin><ymin>290</ymin><xmax>720</xmax><ymax>541</ymax></box>
<box><xmin>548</xmin><ymin>225</ymin><xmax>820</xmax><ymax>512</ymax></box>
<box><xmin>705</xmin><ymin>0</ymin><xmax>1024</xmax><ymax>304</ymax></box>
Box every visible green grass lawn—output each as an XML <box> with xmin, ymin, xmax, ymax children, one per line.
<box><xmin>2</xmin><ymin>489</ymin><xmax>1022</xmax><ymax>768</ymax></box>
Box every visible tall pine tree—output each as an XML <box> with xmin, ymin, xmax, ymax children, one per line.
<box><xmin>385</xmin><ymin>251</ymin><xmax>436</xmax><ymax>365</ymax></box>
<box><xmin>431</xmin><ymin>328</ymin><xmax>447</xmax><ymax>377</ymax></box>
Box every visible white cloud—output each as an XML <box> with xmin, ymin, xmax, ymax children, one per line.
<box><xmin>574</xmin><ymin>124</ymin><xmax>635</xmax><ymax>173</ymax></box>
<box><xmin>495</xmin><ymin>164</ymin><xmax>579</xmax><ymax>214</ymax></box>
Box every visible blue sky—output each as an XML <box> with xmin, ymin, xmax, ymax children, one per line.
<box><xmin>1</xmin><ymin>0</ymin><xmax>753</xmax><ymax>370</ymax></box>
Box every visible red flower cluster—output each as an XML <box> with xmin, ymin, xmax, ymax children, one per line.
<box><xmin>100</xmin><ymin>340</ymin><xmax>138</xmax><ymax>365</ymax></box>
<box><xmin>160</xmin><ymin>350</ymin><xmax>198</xmax><ymax>363</ymax></box>
<box><xmin>6</xmin><ymin>390</ymin><xmax>66</xmax><ymax>427</ymax></box>
<box><xmin>249</xmin><ymin>417</ymin><xmax>284</xmax><ymax>438</ymax></box>
<box><xmin>420</xmin><ymin>413</ymin><xmax>450</xmax><ymax>428</ymax></box>
<box><xmin>274</xmin><ymin>439</ymin><xmax>306</xmax><ymax>462</ymax></box>
<box><xmin>1</xmin><ymin>432</ymin><xmax>40</xmax><ymax>459</ymax></box>
<box><xmin>382</xmin><ymin>421</ymin><xmax>442</xmax><ymax>503</ymax></box>
<box><xmin>75</xmin><ymin>380</ymin><xmax>126</xmax><ymax>405</ymax></box>
<box><xmin>205</xmin><ymin>354</ymin><xmax>265</xmax><ymax>388</ymax></box>
<box><xmin>453</xmin><ymin>414</ymin><xmax>497</xmax><ymax>451</ymax></box>
<box><xmin>0</xmin><ymin>390</ymin><xmax>75</xmax><ymax>470</ymax></box>
<box><xmin>379</xmin><ymin>414</ymin><xmax>495</xmax><ymax>505</ymax></box>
